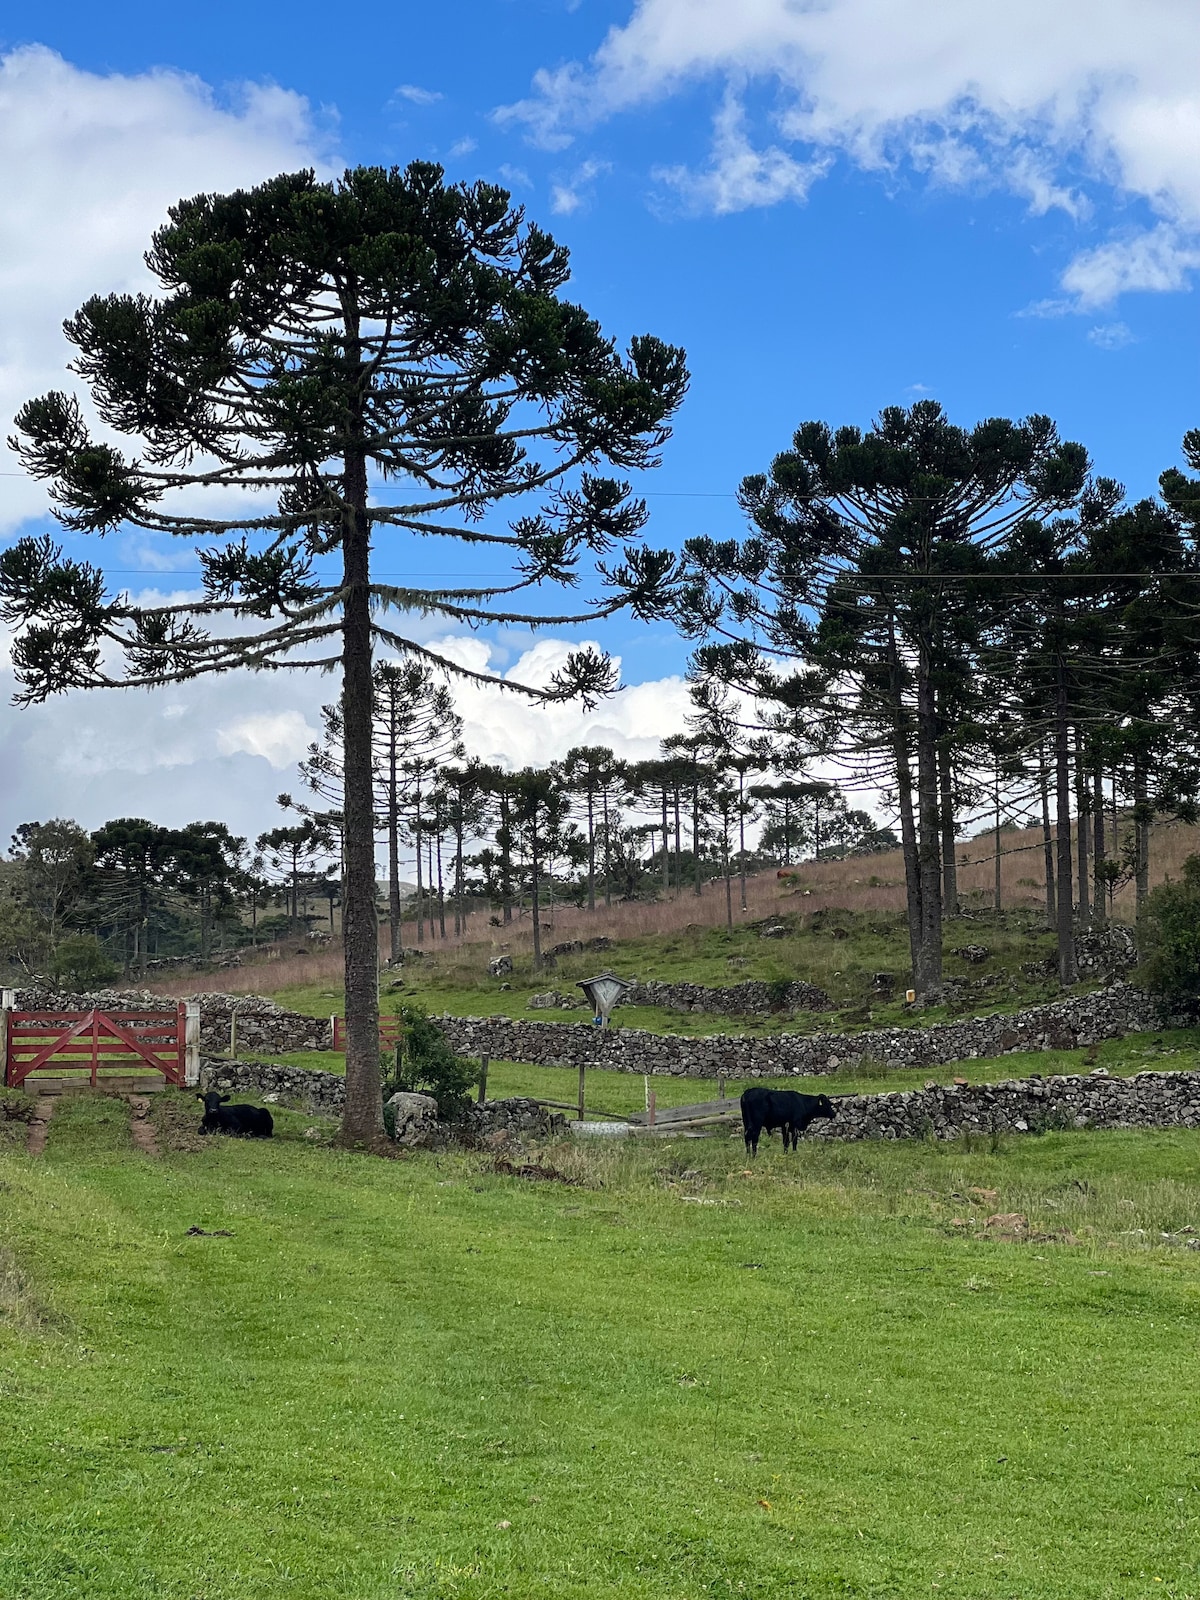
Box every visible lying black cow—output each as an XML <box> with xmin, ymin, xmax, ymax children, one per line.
<box><xmin>197</xmin><ymin>1091</ymin><xmax>273</xmax><ymax>1139</ymax></box>
<box><xmin>740</xmin><ymin>1086</ymin><xmax>834</xmax><ymax>1156</ymax></box>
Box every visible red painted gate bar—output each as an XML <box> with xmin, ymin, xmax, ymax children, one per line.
<box><xmin>4</xmin><ymin>1005</ymin><xmax>189</xmax><ymax>1089</ymax></box>
<box><xmin>330</xmin><ymin>1014</ymin><xmax>404</xmax><ymax>1052</ymax></box>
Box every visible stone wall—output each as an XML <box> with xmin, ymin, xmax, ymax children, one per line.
<box><xmin>812</xmin><ymin>1067</ymin><xmax>1200</xmax><ymax>1142</ymax></box>
<box><xmin>620</xmin><ymin>978</ymin><xmax>832</xmax><ymax>1015</ymax></box>
<box><xmin>437</xmin><ymin>982</ymin><xmax>1175</xmax><ymax>1080</ymax></box>
<box><xmin>8</xmin><ymin>986</ymin><xmax>332</xmax><ymax>1057</ymax></box>
<box><xmin>198</xmin><ymin>1057</ymin><xmax>563</xmax><ymax>1138</ymax></box>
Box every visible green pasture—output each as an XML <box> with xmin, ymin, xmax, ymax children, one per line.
<box><xmin>3</xmin><ymin>1093</ymin><xmax>1200</xmax><ymax>1597</ymax></box>
<box><xmin>266</xmin><ymin>907</ymin><xmax>1067</xmax><ymax>1038</ymax></box>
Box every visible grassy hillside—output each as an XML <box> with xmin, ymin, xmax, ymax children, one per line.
<box><xmin>3</xmin><ymin>1098</ymin><xmax>1200</xmax><ymax>1597</ymax></box>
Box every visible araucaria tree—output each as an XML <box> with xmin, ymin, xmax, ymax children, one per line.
<box><xmin>2</xmin><ymin>163</ymin><xmax>687</xmax><ymax>1148</ymax></box>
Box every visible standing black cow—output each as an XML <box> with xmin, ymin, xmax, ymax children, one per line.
<box><xmin>740</xmin><ymin>1086</ymin><xmax>834</xmax><ymax>1156</ymax></box>
<box><xmin>197</xmin><ymin>1091</ymin><xmax>274</xmax><ymax>1138</ymax></box>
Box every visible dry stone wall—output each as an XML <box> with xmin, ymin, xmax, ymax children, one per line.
<box><xmin>620</xmin><ymin>978</ymin><xmax>832</xmax><ymax>1015</ymax></box>
<box><xmin>198</xmin><ymin>1058</ymin><xmax>563</xmax><ymax>1138</ymax></box>
<box><xmin>8</xmin><ymin>987</ymin><xmax>331</xmax><ymax>1056</ymax></box>
<box><xmin>812</xmin><ymin>1067</ymin><xmax>1200</xmax><ymax>1142</ymax></box>
<box><xmin>437</xmin><ymin>983</ymin><xmax>1175</xmax><ymax>1080</ymax></box>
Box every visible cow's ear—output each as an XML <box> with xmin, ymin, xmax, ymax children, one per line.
<box><xmin>196</xmin><ymin>1094</ymin><xmax>205</xmax><ymax>1103</ymax></box>
<box><xmin>219</xmin><ymin>1094</ymin><xmax>230</xmax><ymax>1104</ymax></box>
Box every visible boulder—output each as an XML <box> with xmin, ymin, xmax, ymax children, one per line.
<box><xmin>385</xmin><ymin>1091</ymin><xmax>439</xmax><ymax>1146</ymax></box>
<box><xmin>488</xmin><ymin>955</ymin><xmax>513</xmax><ymax>978</ymax></box>
<box><xmin>953</xmin><ymin>944</ymin><xmax>991</xmax><ymax>964</ymax></box>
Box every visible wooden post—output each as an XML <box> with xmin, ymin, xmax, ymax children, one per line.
<box><xmin>648</xmin><ymin>1090</ymin><xmax>656</xmax><ymax>1128</ymax></box>
<box><xmin>577</xmin><ymin>1061</ymin><xmax>586</xmax><ymax>1122</ymax></box>
<box><xmin>718</xmin><ymin>1074</ymin><xmax>726</xmax><ymax>1100</ymax></box>
<box><xmin>478</xmin><ymin>1053</ymin><xmax>489</xmax><ymax>1106</ymax></box>
<box><xmin>0</xmin><ymin>989</ymin><xmax>14</xmax><ymax>1089</ymax></box>
<box><xmin>644</xmin><ymin>1073</ymin><xmax>650</xmax><ymax>1112</ymax></box>
<box><xmin>184</xmin><ymin>1001</ymin><xmax>201</xmax><ymax>1087</ymax></box>
<box><xmin>229</xmin><ymin>1006</ymin><xmax>238</xmax><ymax>1059</ymax></box>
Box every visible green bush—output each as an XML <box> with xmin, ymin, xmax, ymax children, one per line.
<box><xmin>1138</xmin><ymin>855</ymin><xmax>1200</xmax><ymax>1002</ymax></box>
<box><xmin>381</xmin><ymin>1002</ymin><xmax>478</xmax><ymax>1121</ymax></box>
<box><xmin>50</xmin><ymin>935</ymin><xmax>120</xmax><ymax>990</ymax></box>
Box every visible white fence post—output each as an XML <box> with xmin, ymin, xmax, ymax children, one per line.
<box><xmin>0</xmin><ymin>988</ymin><xmax>14</xmax><ymax>1089</ymax></box>
<box><xmin>184</xmin><ymin>1001</ymin><xmax>201</xmax><ymax>1087</ymax></box>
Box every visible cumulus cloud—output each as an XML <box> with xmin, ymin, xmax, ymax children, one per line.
<box><xmin>499</xmin><ymin>0</ymin><xmax>1200</xmax><ymax>301</ymax></box>
<box><xmin>0</xmin><ymin>632</ymin><xmax>693</xmax><ymax>849</ymax></box>
<box><xmin>550</xmin><ymin>158</ymin><xmax>611</xmax><ymax>215</ymax></box>
<box><xmin>0</xmin><ymin>46</ymin><xmax>331</xmax><ymax>531</ymax></box>
<box><xmin>655</xmin><ymin>89</ymin><xmax>830</xmax><ymax>214</ymax></box>
<box><xmin>393</xmin><ymin>83</ymin><xmax>442</xmax><ymax>106</ymax></box>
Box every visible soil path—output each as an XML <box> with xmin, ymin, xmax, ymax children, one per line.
<box><xmin>25</xmin><ymin>1096</ymin><xmax>58</xmax><ymax>1156</ymax></box>
<box><xmin>126</xmin><ymin>1095</ymin><xmax>159</xmax><ymax>1157</ymax></box>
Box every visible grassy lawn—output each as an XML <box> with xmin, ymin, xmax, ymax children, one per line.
<box><xmin>262</xmin><ymin>908</ymin><xmax>1070</xmax><ymax>1038</ymax></box>
<box><xmin>3</xmin><ymin>1093</ymin><xmax>1200</xmax><ymax>1597</ymax></box>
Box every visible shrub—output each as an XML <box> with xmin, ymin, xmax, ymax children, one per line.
<box><xmin>381</xmin><ymin>1002</ymin><xmax>478</xmax><ymax>1119</ymax></box>
<box><xmin>1138</xmin><ymin>855</ymin><xmax>1200</xmax><ymax>1002</ymax></box>
<box><xmin>50</xmin><ymin>935</ymin><xmax>119</xmax><ymax>990</ymax></box>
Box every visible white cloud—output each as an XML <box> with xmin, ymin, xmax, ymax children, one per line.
<box><xmin>1061</xmin><ymin>224</ymin><xmax>1200</xmax><ymax>307</ymax></box>
<box><xmin>655</xmin><ymin>90</ymin><xmax>830</xmax><ymax>214</ymax></box>
<box><xmin>0</xmin><ymin>631</ymin><xmax>693</xmax><ymax>845</ymax></box>
<box><xmin>0</xmin><ymin>45</ymin><xmax>331</xmax><ymax>532</ymax></box>
<box><xmin>393</xmin><ymin>84</ymin><xmax>442</xmax><ymax>106</ymax></box>
<box><xmin>500</xmin><ymin>0</ymin><xmax>1200</xmax><ymax>299</ymax></box>
<box><xmin>447</xmin><ymin>136</ymin><xmax>478</xmax><ymax>158</ymax></box>
<box><xmin>550</xmin><ymin>158</ymin><xmax>611</xmax><ymax>215</ymax></box>
<box><xmin>1087</xmin><ymin>321</ymin><xmax>1136</xmax><ymax>350</ymax></box>
<box><xmin>498</xmin><ymin>163</ymin><xmax>533</xmax><ymax>189</ymax></box>
<box><xmin>216</xmin><ymin>709</ymin><xmax>318</xmax><ymax>769</ymax></box>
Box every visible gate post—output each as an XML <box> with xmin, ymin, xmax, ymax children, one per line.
<box><xmin>183</xmin><ymin>1001</ymin><xmax>201</xmax><ymax>1087</ymax></box>
<box><xmin>0</xmin><ymin>989</ymin><xmax>13</xmax><ymax>1088</ymax></box>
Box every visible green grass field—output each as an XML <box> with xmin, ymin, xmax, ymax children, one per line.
<box><xmin>3</xmin><ymin>1093</ymin><xmax>1200</xmax><ymax>1598</ymax></box>
<box><xmin>264</xmin><ymin>907</ymin><xmax>1068</xmax><ymax>1039</ymax></box>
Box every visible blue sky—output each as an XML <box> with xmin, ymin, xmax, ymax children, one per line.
<box><xmin>0</xmin><ymin>0</ymin><xmax>1198</xmax><ymax>834</ymax></box>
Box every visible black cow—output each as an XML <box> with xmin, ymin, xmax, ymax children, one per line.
<box><xmin>740</xmin><ymin>1086</ymin><xmax>834</xmax><ymax>1156</ymax></box>
<box><xmin>197</xmin><ymin>1091</ymin><xmax>274</xmax><ymax>1139</ymax></box>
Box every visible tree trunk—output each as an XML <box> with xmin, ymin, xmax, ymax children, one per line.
<box><xmin>723</xmin><ymin>827</ymin><xmax>733</xmax><ymax>929</ymax></box>
<box><xmin>455</xmin><ymin>808</ymin><xmax>466</xmax><ymax>940</ymax></box>
<box><xmin>436</xmin><ymin>824</ymin><xmax>446</xmax><ymax>939</ymax></box>
<box><xmin>1133</xmin><ymin>755</ymin><xmax>1151</xmax><ymax>917</ymax></box>
<box><xmin>661</xmin><ymin>789</ymin><xmax>670</xmax><ymax>892</ymax></box>
<box><xmin>1091</xmin><ymin>764</ymin><xmax>1107</xmax><ymax>930</ymax></box>
<box><xmin>499</xmin><ymin>790</ymin><xmax>513</xmax><ymax>925</ymax></box>
<box><xmin>387</xmin><ymin>726</ymin><xmax>402</xmax><ymax>962</ymax></box>
<box><xmin>1074</xmin><ymin>725</ymin><xmax>1090</xmax><ymax>929</ymax></box>
<box><xmin>738</xmin><ymin>769</ymin><xmax>748</xmax><ymax>911</ymax></box>
<box><xmin>892</xmin><ymin>682</ymin><xmax>923</xmax><ymax>988</ymax></box>
<box><xmin>414</xmin><ymin>795</ymin><xmax>424</xmax><ymax>944</ymax></box>
<box><xmin>1054</xmin><ymin>666</ymin><xmax>1077</xmax><ymax>985</ymax></box>
<box><xmin>693</xmin><ymin>783</ymin><xmax>702</xmax><ymax>896</ymax></box>
<box><xmin>1039</xmin><ymin>741</ymin><xmax>1056</xmax><ymax>927</ymax></box>
<box><xmin>586</xmin><ymin>790</ymin><xmax>596</xmax><ymax>912</ymax></box>
<box><xmin>939</xmin><ymin>738</ymin><xmax>957</xmax><ymax>915</ymax></box>
<box><xmin>530</xmin><ymin>829</ymin><xmax>543</xmax><ymax>970</ymax></box>
<box><xmin>601</xmin><ymin>787</ymin><xmax>612</xmax><ymax>907</ymax></box>
<box><xmin>993</xmin><ymin>768</ymin><xmax>1002</xmax><ymax>915</ymax></box>
<box><xmin>673</xmin><ymin>792</ymin><xmax>682</xmax><ymax>892</ymax></box>
<box><xmin>337</xmin><ymin>433</ymin><xmax>385</xmax><ymax>1149</ymax></box>
<box><xmin>915</xmin><ymin>649</ymin><xmax>943</xmax><ymax>993</ymax></box>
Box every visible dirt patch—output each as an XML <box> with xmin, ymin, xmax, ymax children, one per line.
<box><xmin>125</xmin><ymin>1096</ymin><xmax>159</xmax><ymax>1158</ymax></box>
<box><xmin>148</xmin><ymin>1092</ymin><xmax>207</xmax><ymax>1154</ymax></box>
<box><xmin>25</xmin><ymin>1096</ymin><xmax>58</xmax><ymax>1156</ymax></box>
<box><xmin>492</xmin><ymin>1156</ymin><xmax>587</xmax><ymax>1186</ymax></box>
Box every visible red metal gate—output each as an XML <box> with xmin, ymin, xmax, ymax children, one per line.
<box><xmin>5</xmin><ymin>1006</ymin><xmax>187</xmax><ymax>1089</ymax></box>
<box><xmin>331</xmin><ymin>1014</ymin><xmax>404</xmax><ymax>1052</ymax></box>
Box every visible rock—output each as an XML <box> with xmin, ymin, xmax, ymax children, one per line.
<box><xmin>547</xmin><ymin>940</ymin><xmax>584</xmax><ymax>959</ymax></box>
<box><xmin>528</xmin><ymin>991</ymin><xmax>561</xmax><ymax>1010</ymax></box>
<box><xmin>585</xmin><ymin>936</ymin><xmax>613</xmax><ymax>952</ymax></box>
<box><xmin>384</xmin><ymin>1091</ymin><xmax>439</xmax><ymax>1146</ymax></box>
<box><xmin>872</xmin><ymin>972</ymin><xmax>895</xmax><ymax>990</ymax></box>
<box><xmin>953</xmin><ymin>945</ymin><xmax>991</xmax><ymax>964</ymax></box>
<box><xmin>760</xmin><ymin>923</ymin><xmax>789</xmax><ymax>939</ymax></box>
<box><xmin>488</xmin><ymin>956</ymin><xmax>513</xmax><ymax>978</ymax></box>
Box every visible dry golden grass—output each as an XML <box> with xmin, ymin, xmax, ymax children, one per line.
<box><xmin>145</xmin><ymin>814</ymin><xmax>1200</xmax><ymax>1001</ymax></box>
